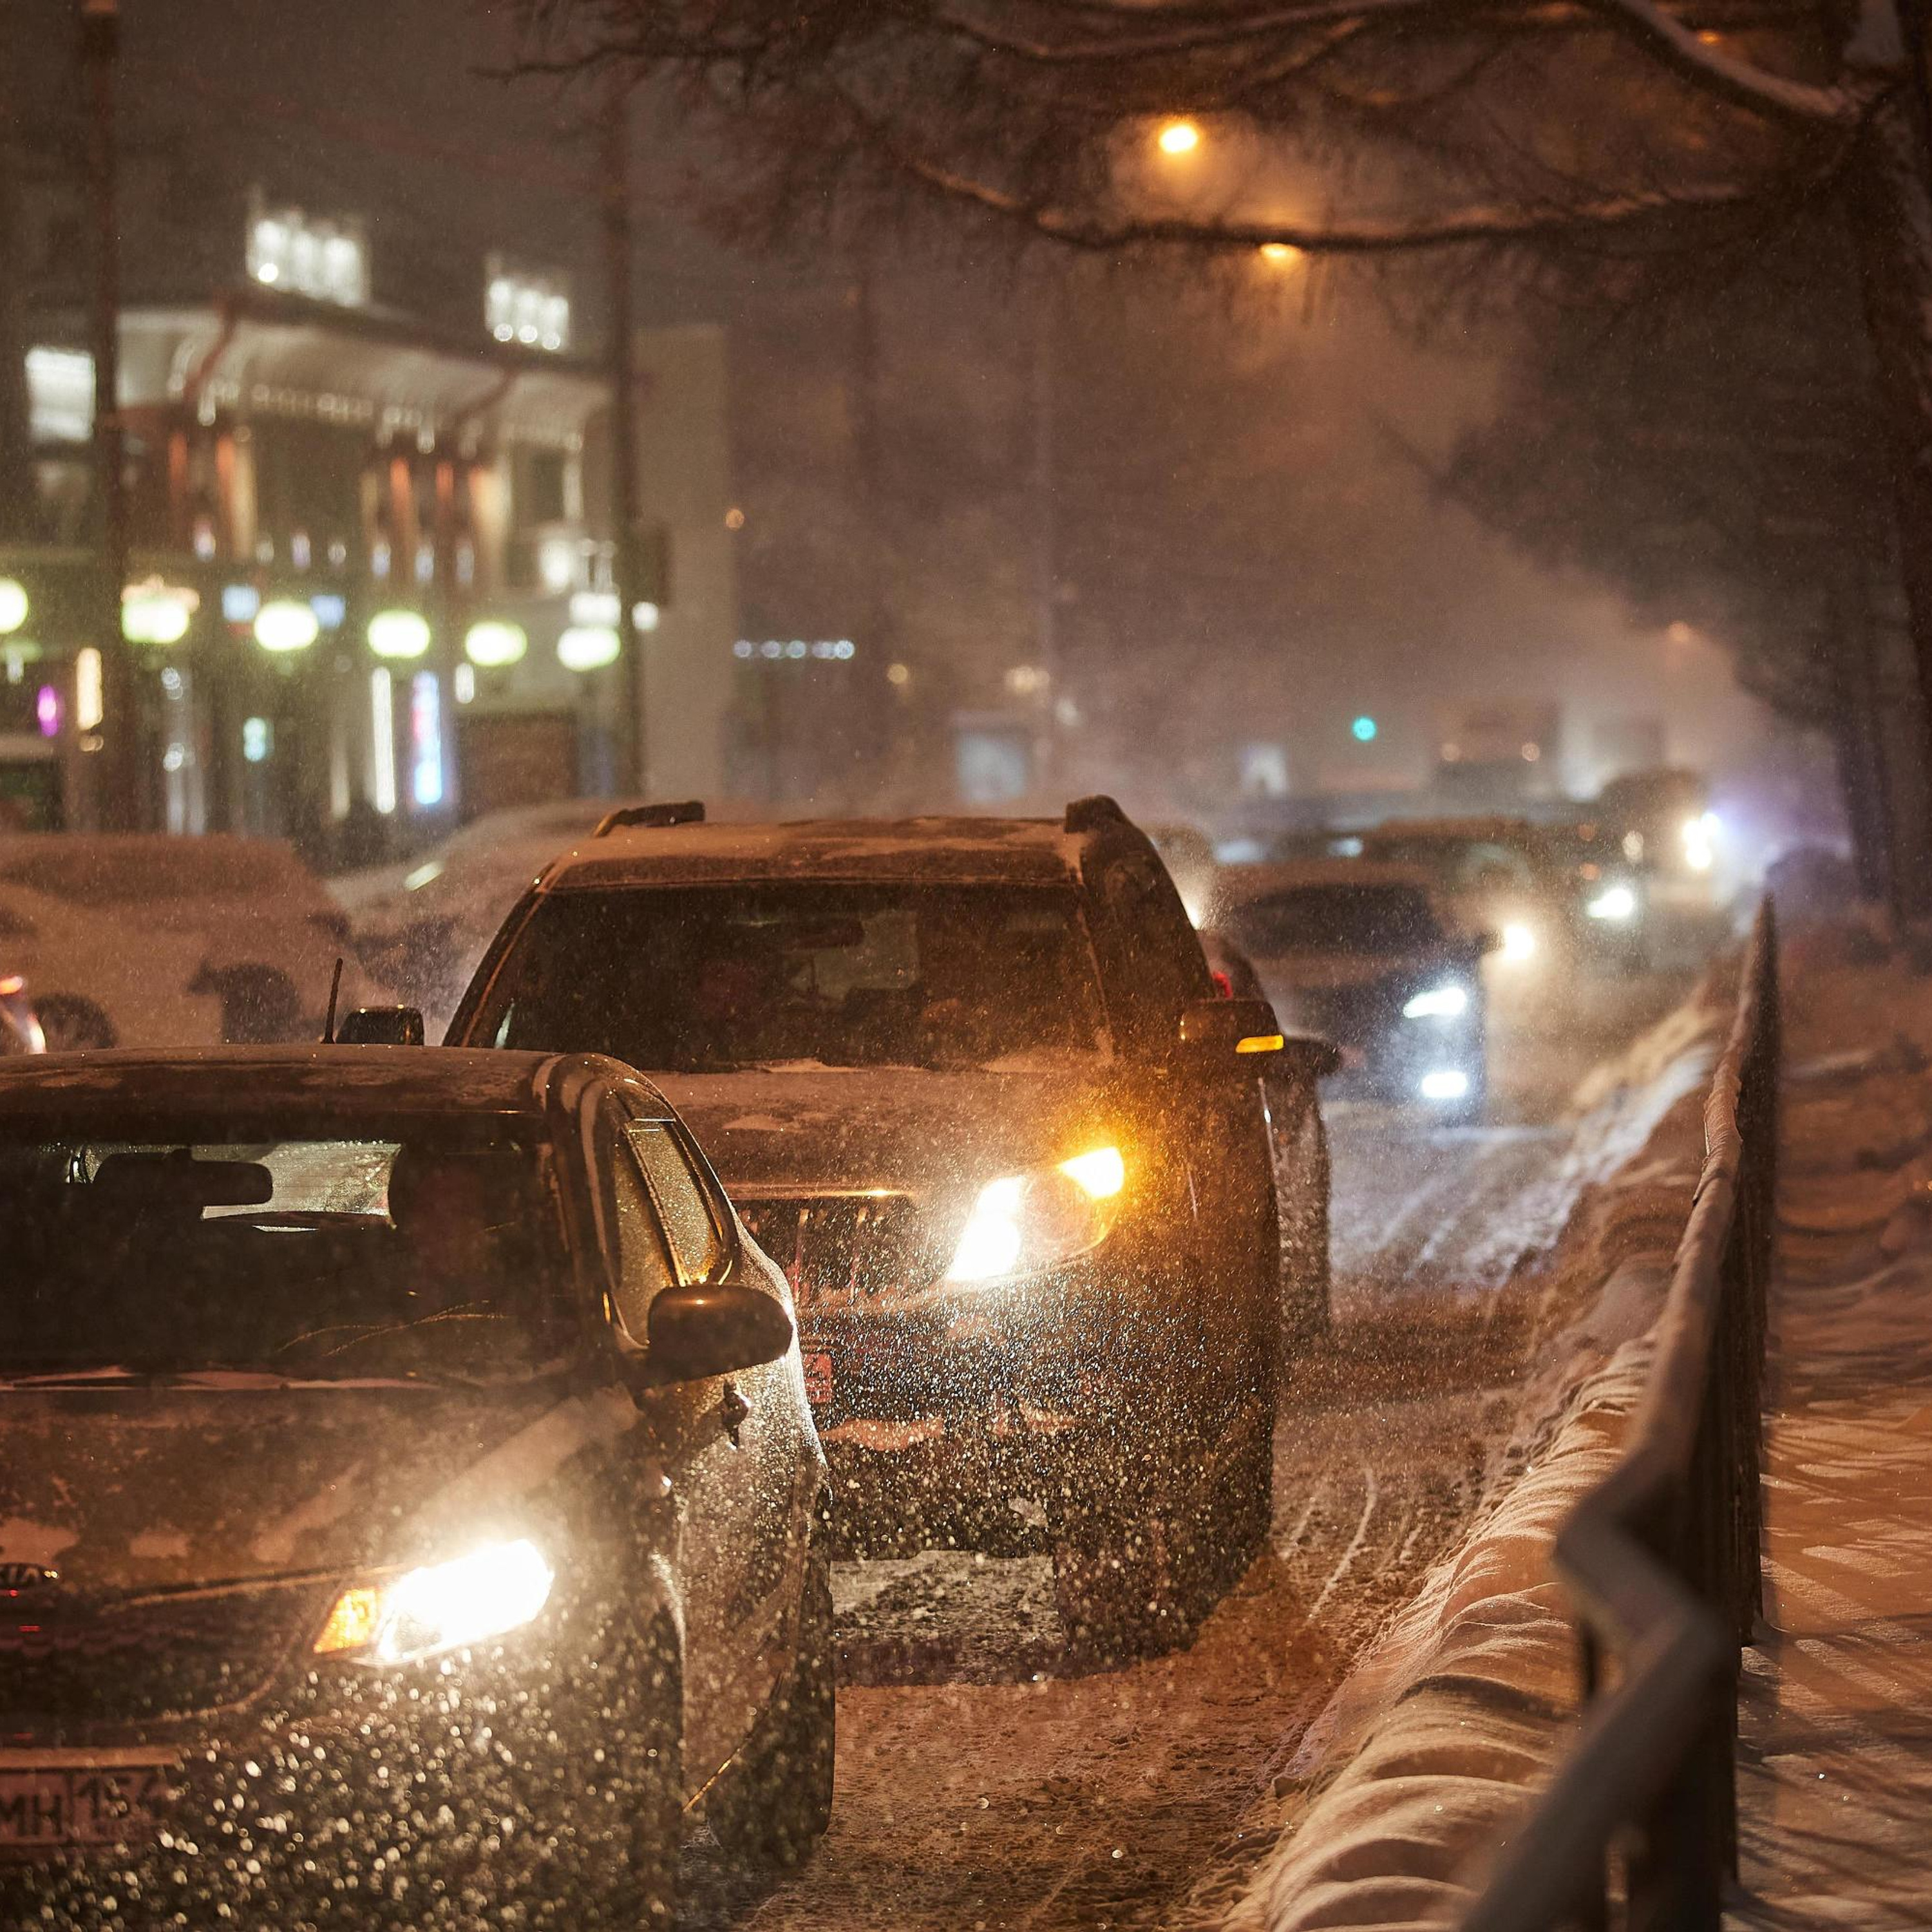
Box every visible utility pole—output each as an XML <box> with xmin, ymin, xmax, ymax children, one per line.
<box><xmin>601</xmin><ymin>70</ymin><xmax>648</xmax><ymax>797</ymax></box>
<box><xmin>1030</xmin><ymin>268</ymin><xmax>1061</xmax><ymax>793</ymax></box>
<box><xmin>82</xmin><ymin>0</ymin><xmax>138</xmax><ymax>830</ymax></box>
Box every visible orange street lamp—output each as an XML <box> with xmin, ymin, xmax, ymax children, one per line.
<box><xmin>1157</xmin><ymin>118</ymin><xmax>1202</xmax><ymax>156</ymax></box>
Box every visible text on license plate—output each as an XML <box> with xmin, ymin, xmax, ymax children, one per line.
<box><xmin>0</xmin><ymin>1766</ymin><xmax>174</xmax><ymax>1850</ymax></box>
<box><xmin>802</xmin><ymin>1352</ymin><xmax>833</xmax><ymax>1406</ymax></box>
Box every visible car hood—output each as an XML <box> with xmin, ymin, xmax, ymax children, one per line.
<box><xmin>651</xmin><ymin>1065</ymin><xmax>1122</xmax><ymax>1196</ymax></box>
<box><xmin>0</xmin><ymin>1374</ymin><xmax>635</xmax><ymax>1595</ymax></box>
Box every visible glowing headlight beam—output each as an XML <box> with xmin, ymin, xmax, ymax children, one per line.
<box><xmin>945</xmin><ymin>1148</ymin><xmax>1125</xmax><ymax>1283</ymax></box>
<box><xmin>1501</xmin><ymin>922</ymin><xmax>1537</xmax><ymax>962</ymax></box>
<box><xmin>314</xmin><ymin>1539</ymin><xmax>554</xmax><ymax>1663</ymax></box>
<box><xmin>1059</xmin><ymin>1146</ymin><xmax>1125</xmax><ymax>1199</ymax></box>
<box><xmin>1587</xmin><ymin>885</ymin><xmax>1638</xmax><ymax>922</ymax></box>
<box><xmin>1403</xmin><ymin>983</ymin><xmax>1470</xmax><ymax>1020</ymax></box>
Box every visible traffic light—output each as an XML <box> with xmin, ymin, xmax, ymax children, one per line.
<box><xmin>1351</xmin><ymin>715</ymin><xmax>1378</xmax><ymax>743</ymax></box>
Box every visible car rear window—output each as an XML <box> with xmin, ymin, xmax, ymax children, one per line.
<box><xmin>1227</xmin><ymin>884</ymin><xmax>1443</xmax><ymax>954</ymax></box>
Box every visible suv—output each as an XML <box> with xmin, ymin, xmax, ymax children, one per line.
<box><xmin>449</xmin><ymin>797</ymin><xmax>1328</xmax><ymax>1654</ymax></box>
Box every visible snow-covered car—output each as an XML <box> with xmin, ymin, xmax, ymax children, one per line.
<box><xmin>0</xmin><ymin>1045</ymin><xmax>832</xmax><ymax>1923</ymax></box>
<box><xmin>338</xmin><ymin>800</ymin><xmax>638</xmax><ymax>1033</ymax></box>
<box><xmin>1217</xmin><ymin>860</ymin><xmax>1495</xmax><ymax>1121</ymax></box>
<box><xmin>0</xmin><ymin>835</ymin><xmax>384</xmax><ymax>1046</ymax></box>
<box><xmin>446</xmin><ymin>796</ymin><xmax>1326</xmax><ymax>1658</ymax></box>
<box><xmin>0</xmin><ymin>880</ymin><xmax>220</xmax><ymax>1049</ymax></box>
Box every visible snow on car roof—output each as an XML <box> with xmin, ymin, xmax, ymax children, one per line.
<box><xmin>0</xmin><ymin>1045</ymin><xmax>599</xmax><ymax>1122</ymax></box>
<box><xmin>542</xmin><ymin>815</ymin><xmax>1094</xmax><ymax>891</ymax></box>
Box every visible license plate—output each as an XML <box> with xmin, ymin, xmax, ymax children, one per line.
<box><xmin>0</xmin><ymin>1765</ymin><xmax>175</xmax><ymax>1851</ymax></box>
<box><xmin>802</xmin><ymin>1352</ymin><xmax>833</xmax><ymax>1406</ymax></box>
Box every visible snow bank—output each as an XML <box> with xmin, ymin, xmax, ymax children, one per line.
<box><xmin>1208</xmin><ymin>964</ymin><xmax>1739</xmax><ymax>1932</ymax></box>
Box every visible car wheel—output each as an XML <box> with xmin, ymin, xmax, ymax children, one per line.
<box><xmin>35</xmin><ymin>993</ymin><xmax>117</xmax><ymax>1051</ymax></box>
<box><xmin>1274</xmin><ymin>1094</ymin><xmax>1332</xmax><ymax>1354</ymax></box>
<box><xmin>705</xmin><ymin>1517</ymin><xmax>836</xmax><ymax>1870</ymax></box>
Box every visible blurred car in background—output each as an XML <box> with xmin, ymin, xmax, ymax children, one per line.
<box><xmin>0</xmin><ymin>972</ymin><xmax>44</xmax><ymax>1054</ymax></box>
<box><xmin>0</xmin><ymin>835</ymin><xmax>384</xmax><ymax>1046</ymax></box>
<box><xmin>337</xmin><ymin>799</ymin><xmax>633</xmax><ymax>1032</ymax></box>
<box><xmin>0</xmin><ymin>880</ymin><xmax>219</xmax><ymax>1048</ymax></box>
<box><xmin>0</xmin><ymin>1045</ymin><xmax>831</xmax><ymax>1922</ymax></box>
<box><xmin>1217</xmin><ymin>860</ymin><xmax>1493</xmax><ymax>1121</ymax></box>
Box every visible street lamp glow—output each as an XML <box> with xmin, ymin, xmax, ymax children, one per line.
<box><xmin>255</xmin><ymin>599</ymin><xmax>319</xmax><ymax>652</ymax></box>
<box><xmin>1258</xmin><ymin>242</ymin><xmax>1302</xmax><ymax>267</ymax></box>
<box><xmin>122</xmin><ymin>580</ymin><xmax>199</xmax><ymax>646</ymax></box>
<box><xmin>558</xmin><ymin>625</ymin><xmax>621</xmax><ymax>672</ymax></box>
<box><xmin>1157</xmin><ymin>118</ymin><xmax>1201</xmax><ymax>156</ymax></box>
<box><xmin>368</xmin><ymin>609</ymin><xmax>431</xmax><ymax>661</ymax></box>
<box><xmin>464</xmin><ymin>620</ymin><xmax>527</xmax><ymax>668</ymax></box>
<box><xmin>0</xmin><ymin>579</ymin><xmax>27</xmax><ymax>636</ymax></box>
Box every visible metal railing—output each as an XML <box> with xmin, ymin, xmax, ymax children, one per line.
<box><xmin>1461</xmin><ymin>900</ymin><xmax>1780</xmax><ymax>1932</ymax></box>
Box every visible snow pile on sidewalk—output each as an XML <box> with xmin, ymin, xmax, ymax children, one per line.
<box><xmin>1206</xmin><ymin>963</ymin><xmax>1741</xmax><ymax>1932</ymax></box>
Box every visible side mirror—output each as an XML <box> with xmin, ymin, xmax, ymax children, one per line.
<box><xmin>643</xmin><ymin>1281</ymin><xmax>794</xmax><ymax>1385</ymax></box>
<box><xmin>1179</xmin><ymin>996</ymin><xmax>1285</xmax><ymax>1063</ymax></box>
<box><xmin>337</xmin><ymin>1006</ymin><xmax>426</xmax><ymax>1046</ymax></box>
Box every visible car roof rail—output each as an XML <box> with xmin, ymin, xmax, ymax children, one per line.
<box><xmin>593</xmin><ymin>800</ymin><xmax>706</xmax><ymax>837</ymax></box>
<box><xmin>1064</xmin><ymin>795</ymin><xmax>1129</xmax><ymax>836</ymax></box>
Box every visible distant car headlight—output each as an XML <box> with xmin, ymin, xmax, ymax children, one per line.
<box><xmin>1419</xmin><ymin>1069</ymin><xmax>1472</xmax><ymax>1103</ymax></box>
<box><xmin>1587</xmin><ymin>884</ymin><xmax>1638</xmax><ymax>922</ymax></box>
<box><xmin>945</xmin><ymin>1146</ymin><xmax>1126</xmax><ymax>1284</ymax></box>
<box><xmin>1403</xmin><ymin>983</ymin><xmax>1470</xmax><ymax>1020</ymax></box>
<box><xmin>314</xmin><ymin>1539</ymin><xmax>554</xmax><ymax>1665</ymax></box>
<box><xmin>1499</xmin><ymin>922</ymin><xmax>1537</xmax><ymax>963</ymax></box>
<box><xmin>1681</xmin><ymin>812</ymin><xmax>1718</xmax><ymax>873</ymax></box>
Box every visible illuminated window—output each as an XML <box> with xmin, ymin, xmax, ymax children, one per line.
<box><xmin>485</xmin><ymin>256</ymin><xmax>571</xmax><ymax>352</ymax></box>
<box><xmin>370</xmin><ymin>669</ymin><xmax>397</xmax><ymax>814</ymax></box>
<box><xmin>410</xmin><ymin>672</ymin><xmax>444</xmax><ymax>809</ymax></box>
<box><xmin>248</xmin><ymin>204</ymin><xmax>369</xmax><ymax>307</ymax></box>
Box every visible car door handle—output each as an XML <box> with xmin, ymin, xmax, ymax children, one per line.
<box><xmin>717</xmin><ymin>1383</ymin><xmax>750</xmax><ymax>1448</ymax></box>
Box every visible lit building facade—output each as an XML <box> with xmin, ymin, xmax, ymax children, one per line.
<box><xmin>2</xmin><ymin>200</ymin><xmax>737</xmax><ymax>848</ymax></box>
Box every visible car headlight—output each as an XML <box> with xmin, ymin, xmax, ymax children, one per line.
<box><xmin>1587</xmin><ymin>884</ymin><xmax>1638</xmax><ymax>922</ymax></box>
<box><xmin>945</xmin><ymin>1146</ymin><xmax>1126</xmax><ymax>1284</ymax></box>
<box><xmin>1681</xmin><ymin>812</ymin><xmax>1718</xmax><ymax>873</ymax></box>
<box><xmin>314</xmin><ymin>1539</ymin><xmax>554</xmax><ymax>1665</ymax></box>
<box><xmin>1499</xmin><ymin>922</ymin><xmax>1537</xmax><ymax>963</ymax></box>
<box><xmin>1403</xmin><ymin>983</ymin><xmax>1470</xmax><ymax>1020</ymax></box>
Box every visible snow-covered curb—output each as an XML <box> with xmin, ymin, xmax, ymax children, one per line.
<box><xmin>1211</xmin><ymin>972</ymin><xmax>1737</xmax><ymax>1932</ymax></box>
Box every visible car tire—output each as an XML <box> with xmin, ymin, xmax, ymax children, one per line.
<box><xmin>1273</xmin><ymin>1090</ymin><xmax>1332</xmax><ymax>1354</ymax></box>
<box><xmin>705</xmin><ymin>1518</ymin><xmax>836</xmax><ymax>1870</ymax></box>
<box><xmin>35</xmin><ymin>993</ymin><xmax>117</xmax><ymax>1051</ymax></box>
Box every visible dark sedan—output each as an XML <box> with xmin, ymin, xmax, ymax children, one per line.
<box><xmin>0</xmin><ymin>1046</ymin><xmax>831</xmax><ymax>1927</ymax></box>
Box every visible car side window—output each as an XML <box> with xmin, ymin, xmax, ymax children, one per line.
<box><xmin>625</xmin><ymin>1120</ymin><xmax>726</xmax><ymax>1284</ymax></box>
<box><xmin>607</xmin><ymin>1135</ymin><xmax>677</xmax><ymax>1343</ymax></box>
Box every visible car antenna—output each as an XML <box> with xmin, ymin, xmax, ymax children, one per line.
<box><xmin>322</xmin><ymin>956</ymin><xmax>344</xmax><ymax>1044</ymax></box>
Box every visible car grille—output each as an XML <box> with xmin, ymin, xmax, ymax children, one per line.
<box><xmin>0</xmin><ymin>1588</ymin><xmax>309</xmax><ymax>1738</ymax></box>
<box><xmin>737</xmin><ymin>1193</ymin><xmax>942</xmax><ymax>1308</ymax></box>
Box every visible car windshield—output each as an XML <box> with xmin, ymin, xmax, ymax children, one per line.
<box><xmin>0</xmin><ymin>1123</ymin><xmax>572</xmax><ymax>1385</ymax></box>
<box><xmin>1227</xmin><ymin>883</ymin><xmax>1443</xmax><ymax>954</ymax></box>
<box><xmin>473</xmin><ymin>883</ymin><xmax>1112</xmax><ymax>1072</ymax></box>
